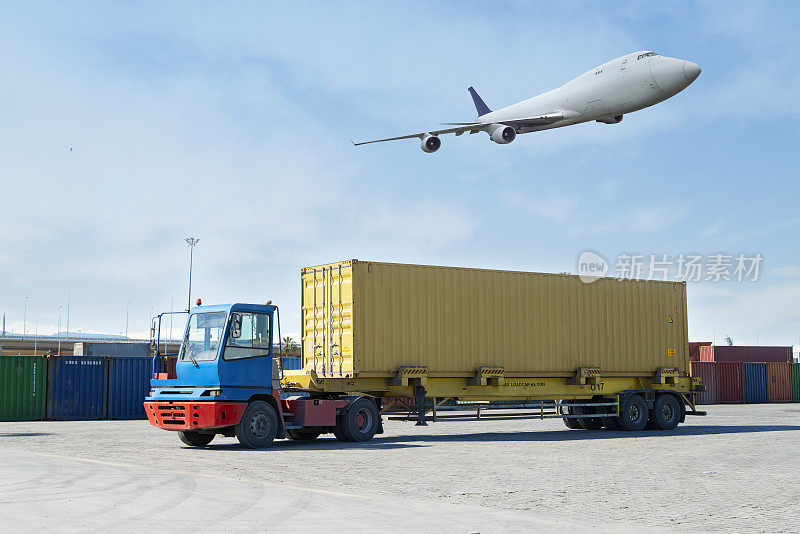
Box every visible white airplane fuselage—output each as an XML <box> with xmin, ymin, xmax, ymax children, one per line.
<box><xmin>480</xmin><ymin>51</ymin><xmax>701</xmax><ymax>132</ymax></box>
<box><xmin>352</xmin><ymin>50</ymin><xmax>700</xmax><ymax>151</ymax></box>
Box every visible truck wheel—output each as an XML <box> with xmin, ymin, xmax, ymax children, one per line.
<box><xmin>286</xmin><ymin>429</ymin><xmax>321</xmax><ymax>441</ymax></box>
<box><xmin>235</xmin><ymin>401</ymin><xmax>279</xmax><ymax>448</ymax></box>
<box><xmin>333</xmin><ymin>420</ymin><xmax>350</xmax><ymax>442</ymax></box>
<box><xmin>340</xmin><ymin>398</ymin><xmax>380</xmax><ymax>442</ymax></box>
<box><xmin>650</xmin><ymin>394</ymin><xmax>681</xmax><ymax>430</ymax></box>
<box><xmin>561</xmin><ymin>401</ymin><xmax>582</xmax><ymax>429</ymax></box>
<box><xmin>178</xmin><ymin>431</ymin><xmax>214</xmax><ymax>447</ymax></box>
<box><xmin>618</xmin><ymin>394</ymin><xmax>649</xmax><ymax>431</ymax></box>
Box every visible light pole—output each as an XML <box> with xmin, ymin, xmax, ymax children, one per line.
<box><xmin>34</xmin><ymin>319</ymin><xmax>38</xmax><ymax>356</ymax></box>
<box><xmin>23</xmin><ymin>296</ymin><xmax>28</xmax><ymax>339</ymax></box>
<box><xmin>66</xmin><ymin>291</ymin><xmax>70</xmax><ymax>335</ymax></box>
<box><xmin>185</xmin><ymin>237</ymin><xmax>199</xmax><ymax>312</ymax></box>
<box><xmin>125</xmin><ymin>301</ymin><xmax>132</xmax><ymax>338</ymax></box>
<box><xmin>57</xmin><ymin>305</ymin><xmax>62</xmax><ymax>356</ymax></box>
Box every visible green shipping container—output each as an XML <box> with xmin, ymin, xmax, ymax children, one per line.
<box><xmin>792</xmin><ymin>363</ymin><xmax>800</xmax><ymax>402</ymax></box>
<box><xmin>0</xmin><ymin>356</ymin><xmax>47</xmax><ymax>421</ymax></box>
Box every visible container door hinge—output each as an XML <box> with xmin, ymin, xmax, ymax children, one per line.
<box><xmin>652</xmin><ymin>367</ymin><xmax>679</xmax><ymax>385</ymax></box>
<box><xmin>468</xmin><ymin>366</ymin><xmax>504</xmax><ymax>386</ymax></box>
<box><xmin>567</xmin><ymin>367</ymin><xmax>602</xmax><ymax>385</ymax></box>
<box><xmin>389</xmin><ymin>366</ymin><xmax>428</xmax><ymax>387</ymax></box>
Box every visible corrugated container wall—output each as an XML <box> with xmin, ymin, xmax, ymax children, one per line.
<box><xmin>108</xmin><ymin>357</ymin><xmax>151</xmax><ymax>419</ymax></box>
<box><xmin>717</xmin><ymin>362</ymin><xmax>744</xmax><ymax>403</ymax></box>
<box><xmin>74</xmin><ymin>342</ymin><xmax>150</xmax><ymax>358</ymax></box>
<box><xmin>701</xmin><ymin>345</ymin><xmax>792</xmax><ymax>363</ymax></box>
<box><xmin>0</xmin><ymin>356</ymin><xmax>46</xmax><ymax>421</ymax></box>
<box><xmin>792</xmin><ymin>363</ymin><xmax>800</xmax><ymax>402</ymax></box>
<box><xmin>47</xmin><ymin>357</ymin><xmax>108</xmax><ymax>420</ymax></box>
<box><xmin>766</xmin><ymin>362</ymin><xmax>792</xmax><ymax>402</ymax></box>
<box><xmin>743</xmin><ymin>362</ymin><xmax>768</xmax><ymax>403</ymax></box>
<box><xmin>690</xmin><ymin>361</ymin><xmax>718</xmax><ymax>404</ymax></box>
<box><xmin>301</xmin><ymin>260</ymin><xmax>689</xmax><ymax>377</ymax></box>
<box><xmin>280</xmin><ymin>357</ymin><xmax>302</xmax><ymax>371</ymax></box>
<box><xmin>689</xmin><ymin>341</ymin><xmax>712</xmax><ymax>362</ymax></box>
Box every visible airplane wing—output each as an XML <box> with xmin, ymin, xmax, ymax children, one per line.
<box><xmin>351</xmin><ymin>123</ymin><xmax>485</xmax><ymax>146</ymax></box>
<box><xmin>496</xmin><ymin>112</ymin><xmax>564</xmax><ymax>128</ymax></box>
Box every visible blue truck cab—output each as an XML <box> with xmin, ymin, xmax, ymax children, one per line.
<box><xmin>145</xmin><ymin>302</ymin><xmax>382</xmax><ymax>448</ymax></box>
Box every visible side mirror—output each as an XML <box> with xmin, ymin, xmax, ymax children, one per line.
<box><xmin>230</xmin><ymin>313</ymin><xmax>242</xmax><ymax>339</ymax></box>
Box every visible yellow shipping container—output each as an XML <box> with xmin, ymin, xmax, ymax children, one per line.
<box><xmin>299</xmin><ymin>259</ymin><xmax>688</xmax><ymax>380</ymax></box>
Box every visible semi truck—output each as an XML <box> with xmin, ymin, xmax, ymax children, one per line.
<box><xmin>145</xmin><ymin>260</ymin><xmax>705</xmax><ymax>448</ymax></box>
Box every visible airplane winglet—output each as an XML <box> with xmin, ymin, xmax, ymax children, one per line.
<box><xmin>468</xmin><ymin>86</ymin><xmax>491</xmax><ymax>116</ymax></box>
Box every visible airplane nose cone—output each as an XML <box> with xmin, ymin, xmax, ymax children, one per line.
<box><xmin>649</xmin><ymin>57</ymin><xmax>692</xmax><ymax>95</ymax></box>
<box><xmin>683</xmin><ymin>60</ymin><xmax>701</xmax><ymax>82</ymax></box>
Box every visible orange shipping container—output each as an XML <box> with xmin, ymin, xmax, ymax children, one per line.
<box><xmin>767</xmin><ymin>362</ymin><xmax>792</xmax><ymax>402</ymax></box>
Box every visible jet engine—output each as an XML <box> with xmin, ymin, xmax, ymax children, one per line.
<box><xmin>596</xmin><ymin>115</ymin><xmax>623</xmax><ymax>124</ymax></box>
<box><xmin>420</xmin><ymin>134</ymin><xmax>441</xmax><ymax>153</ymax></box>
<box><xmin>488</xmin><ymin>123</ymin><xmax>516</xmax><ymax>144</ymax></box>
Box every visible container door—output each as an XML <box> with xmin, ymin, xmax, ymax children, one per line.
<box><xmin>47</xmin><ymin>357</ymin><xmax>108</xmax><ymax>420</ymax></box>
<box><xmin>108</xmin><ymin>357</ymin><xmax>150</xmax><ymax>419</ymax></box>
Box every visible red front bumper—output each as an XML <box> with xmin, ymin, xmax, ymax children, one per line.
<box><xmin>144</xmin><ymin>401</ymin><xmax>246</xmax><ymax>431</ymax></box>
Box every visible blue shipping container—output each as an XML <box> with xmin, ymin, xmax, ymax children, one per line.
<box><xmin>281</xmin><ymin>357</ymin><xmax>302</xmax><ymax>371</ymax></box>
<box><xmin>108</xmin><ymin>357</ymin><xmax>151</xmax><ymax>419</ymax></box>
<box><xmin>743</xmin><ymin>362</ymin><xmax>768</xmax><ymax>403</ymax></box>
<box><xmin>47</xmin><ymin>357</ymin><xmax>108</xmax><ymax>420</ymax></box>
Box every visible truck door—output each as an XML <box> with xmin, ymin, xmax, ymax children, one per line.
<box><xmin>218</xmin><ymin>311</ymin><xmax>273</xmax><ymax>388</ymax></box>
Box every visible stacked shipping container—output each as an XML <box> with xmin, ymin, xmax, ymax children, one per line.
<box><xmin>699</xmin><ymin>345</ymin><xmax>792</xmax><ymax>363</ymax></box>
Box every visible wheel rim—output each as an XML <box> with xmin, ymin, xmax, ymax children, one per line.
<box><xmin>661</xmin><ymin>403</ymin><xmax>674</xmax><ymax>421</ymax></box>
<box><xmin>249</xmin><ymin>411</ymin><xmax>271</xmax><ymax>438</ymax></box>
<box><xmin>628</xmin><ymin>403</ymin><xmax>642</xmax><ymax>423</ymax></box>
<box><xmin>354</xmin><ymin>408</ymin><xmax>372</xmax><ymax>434</ymax></box>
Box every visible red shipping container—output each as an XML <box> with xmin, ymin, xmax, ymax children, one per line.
<box><xmin>690</xmin><ymin>361</ymin><xmax>718</xmax><ymax>404</ymax></box>
<box><xmin>700</xmin><ymin>345</ymin><xmax>792</xmax><ymax>363</ymax></box>
<box><xmin>766</xmin><ymin>362</ymin><xmax>792</xmax><ymax>402</ymax></box>
<box><xmin>689</xmin><ymin>341</ymin><xmax>712</xmax><ymax>362</ymax></box>
<box><xmin>699</xmin><ymin>345</ymin><xmax>714</xmax><ymax>362</ymax></box>
<box><xmin>717</xmin><ymin>361</ymin><xmax>744</xmax><ymax>403</ymax></box>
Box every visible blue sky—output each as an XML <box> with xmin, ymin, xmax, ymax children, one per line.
<box><xmin>1</xmin><ymin>2</ymin><xmax>798</xmax><ymax>346</ymax></box>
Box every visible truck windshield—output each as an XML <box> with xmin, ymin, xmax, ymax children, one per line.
<box><xmin>180</xmin><ymin>311</ymin><xmax>226</xmax><ymax>362</ymax></box>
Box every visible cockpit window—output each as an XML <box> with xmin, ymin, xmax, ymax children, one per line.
<box><xmin>637</xmin><ymin>52</ymin><xmax>658</xmax><ymax>60</ymax></box>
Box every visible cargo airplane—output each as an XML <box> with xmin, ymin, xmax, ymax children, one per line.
<box><xmin>352</xmin><ymin>51</ymin><xmax>700</xmax><ymax>153</ymax></box>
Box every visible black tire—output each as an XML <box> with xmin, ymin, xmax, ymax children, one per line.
<box><xmin>333</xmin><ymin>420</ymin><xmax>349</xmax><ymax>442</ymax></box>
<box><xmin>561</xmin><ymin>401</ymin><xmax>582</xmax><ymax>429</ymax></box>
<box><xmin>601</xmin><ymin>416</ymin><xmax>622</xmax><ymax>430</ymax></box>
<box><xmin>178</xmin><ymin>431</ymin><xmax>214</xmax><ymax>447</ymax></box>
<box><xmin>574</xmin><ymin>402</ymin><xmax>604</xmax><ymax>430</ymax></box>
<box><xmin>286</xmin><ymin>429</ymin><xmax>321</xmax><ymax>441</ymax></box>
<box><xmin>338</xmin><ymin>398</ymin><xmax>380</xmax><ymax>442</ymax></box>
<box><xmin>618</xmin><ymin>394</ymin><xmax>649</xmax><ymax>431</ymax></box>
<box><xmin>235</xmin><ymin>400</ymin><xmax>279</xmax><ymax>448</ymax></box>
<box><xmin>650</xmin><ymin>394</ymin><xmax>681</xmax><ymax>430</ymax></box>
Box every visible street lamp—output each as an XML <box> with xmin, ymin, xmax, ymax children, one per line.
<box><xmin>185</xmin><ymin>237</ymin><xmax>199</xmax><ymax>312</ymax></box>
<box><xmin>125</xmin><ymin>301</ymin><xmax>132</xmax><ymax>338</ymax></box>
<box><xmin>34</xmin><ymin>319</ymin><xmax>38</xmax><ymax>356</ymax></box>
<box><xmin>23</xmin><ymin>296</ymin><xmax>28</xmax><ymax>339</ymax></box>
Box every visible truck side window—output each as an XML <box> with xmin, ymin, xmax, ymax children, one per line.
<box><xmin>223</xmin><ymin>312</ymin><xmax>271</xmax><ymax>360</ymax></box>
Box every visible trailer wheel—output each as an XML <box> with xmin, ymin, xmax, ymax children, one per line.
<box><xmin>333</xmin><ymin>420</ymin><xmax>350</xmax><ymax>442</ymax></box>
<box><xmin>618</xmin><ymin>394</ymin><xmax>649</xmax><ymax>431</ymax></box>
<box><xmin>561</xmin><ymin>401</ymin><xmax>582</xmax><ymax>429</ymax></box>
<box><xmin>286</xmin><ymin>429</ymin><xmax>321</xmax><ymax>441</ymax></box>
<box><xmin>178</xmin><ymin>431</ymin><xmax>214</xmax><ymax>447</ymax></box>
<box><xmin>340</xmin><ymin>398</ymin><xmax>380</xmax><ymax>442</ymax></box>
<box><xmin>601</xmin><ymin>416</ymin><xmax>622</xmax><ymax>430</ymax></box>
<box><xmin>573</xmin><ymin>402</ymin><xmax>603</xmax><ymax>430</ymax></box>
<box><xmin>235</xmin><ymin>401</ymin><xmax>278</xmax><ymax>448</ymax></box>
<box><xmin>650</xmin><ymin>394</ymin><xmax>681</xmax><ymax>430</ymax></box>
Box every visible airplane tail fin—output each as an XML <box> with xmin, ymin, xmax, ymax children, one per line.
<box><xmin>468</xmin><ymin>86</ymin><xmax>491</xmax><ymax>116</ymax></box>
